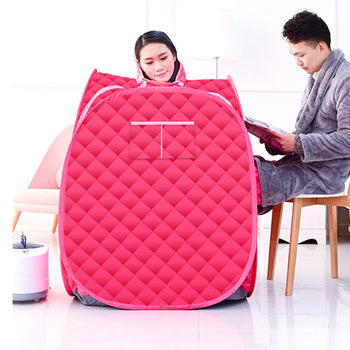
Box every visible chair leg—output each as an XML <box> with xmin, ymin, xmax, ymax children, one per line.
<box><xmin>12</xmin><ymin>210</ymin><xmax>22</xmax><ymax>232</ymax></box>
<box><xmin>286</xmin><ymin>198</ymin><xmax>303</xmax><ymax>296</ymax></box>
<box><xmin>51</xmin><ymin>214</ymin><xmax>58</xmax><ymax>233</ymax></box>
<box><xmin>267</xmin><ymin>203</ymin><xmax>284</xmax><ymax>280</ymax></box>
<box><xmin>328</xmin><ymin>205</ymin><xmax>338</xmax><ymax>278</ymax></box>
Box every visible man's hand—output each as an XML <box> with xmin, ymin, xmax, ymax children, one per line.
<box><xmin>269</xmin><ymin>131</ymin><xmax>296</xmax><ymax>153</ymax></box>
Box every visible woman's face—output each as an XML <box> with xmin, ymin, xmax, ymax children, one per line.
<box><xmin>138</xmin><ymin>42</ymin><xmax>176</xmax><ymax>82</ymax></box>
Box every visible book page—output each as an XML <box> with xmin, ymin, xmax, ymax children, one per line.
<box><xmin>244</xmin><ymin>116</ymin><xmax>285</xmax><ymax>134</ymax></box>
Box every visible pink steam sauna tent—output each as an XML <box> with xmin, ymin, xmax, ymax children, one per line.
<box><xmin>58</xmin><ymin>70</ymin><xmax>258</xmax><ymax>310</ymax></box>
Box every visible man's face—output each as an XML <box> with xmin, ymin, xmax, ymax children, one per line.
<box><xmin>288</xmin><ymin>40</ymin><xmax>328</xmax><ymax>75</ymax></box>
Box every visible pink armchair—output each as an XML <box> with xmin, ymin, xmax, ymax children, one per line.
<box><xmin>12</xmin><ymin>125</ymin><xmax>73</xmax><ymax>233</ymax></box>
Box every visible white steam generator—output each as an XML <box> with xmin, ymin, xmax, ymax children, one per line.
<box><xmin>12</xmin><ymin>233</ymin><xmax>49</xmax><ymax>302</ymax></box>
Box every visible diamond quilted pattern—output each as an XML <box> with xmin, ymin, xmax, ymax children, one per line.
<box><xmin>60</xmin><ymin>83</ymin><xmax>257</xmax><ymax>310</ymax></box>
<box><xmin>75</xmin><ymin>70</ymin><xmax>242</xmax><ymax>132</ymax></box>
<box><xmin>74</xmin><ymin>71</ymin><xmax>137</xmax><ymax>131</ymax></box>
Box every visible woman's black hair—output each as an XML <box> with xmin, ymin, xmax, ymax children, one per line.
<box><xmin>135</xmin><ymin>30</ymin><xmax>179</xmax><ymax>82</ymax></box>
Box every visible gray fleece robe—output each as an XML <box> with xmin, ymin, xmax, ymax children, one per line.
<box><xmin>256</xmin><ymin>49</ymin><xmax>350</xmax><ymax>207</ymax></box>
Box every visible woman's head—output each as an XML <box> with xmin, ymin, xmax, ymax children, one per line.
<box><xmin>135</xmin><ymin>30</ymin><xmax>179</xmax><ymax>82</ymax></box>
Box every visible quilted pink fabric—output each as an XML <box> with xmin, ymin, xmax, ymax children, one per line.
<box><xmin>59</xmin><ymin>71</ymin><xmax>257</xmax><ymax>310</ymax></box>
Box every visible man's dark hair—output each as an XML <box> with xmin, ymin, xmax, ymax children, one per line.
<box><xmin>282</xmin><ymin>10</ymin><xmax>331</xmax><ymax>48</ymax></box>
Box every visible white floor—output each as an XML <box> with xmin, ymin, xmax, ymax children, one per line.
<box><xmin>10</xmin><ymin>215</ymin><xmax>350</xmax><ymax>350</ymax></box>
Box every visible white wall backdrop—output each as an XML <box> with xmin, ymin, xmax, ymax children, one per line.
<box><xmin>2</xmin><ymin>0</ymin><xmax>350</xmax><ymax>235</ymax></box>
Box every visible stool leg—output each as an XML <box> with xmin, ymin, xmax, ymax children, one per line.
<box><xmin>12</xmin><ymin>210</ymin><xmax>22</xmax><ymax>232</ymax></box>
<box><xmin>286</xmin><ymin>198</ymin><xmax>303</xmax><ymax>296</ymax></box>
<box><xmin>51</xmin><ymin>214</ymin><xmax>58</xmax><ymax>233</ymax></box>
<box><xmin>267</xmin><ymin>203</ymin><xmax>284</xmax><ymax>280</ymax></box>
<box><xmin>328</xmin><ymin>205</ymin><xmax>338</xmax><ymax>278</ymax></box>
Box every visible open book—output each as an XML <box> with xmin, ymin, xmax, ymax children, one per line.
<box><xmin>244</xmin><ymin>116</ymin><xmax>286</xmax><ymax>154</ymax></box>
